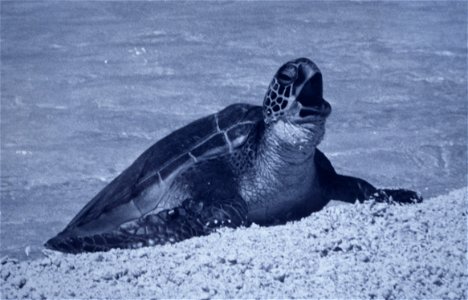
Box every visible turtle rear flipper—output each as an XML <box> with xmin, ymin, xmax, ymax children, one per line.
<box><xmin>45</xmin><ymin>196</ymin><xmax>249</xmax><ymax>253</ymax></box>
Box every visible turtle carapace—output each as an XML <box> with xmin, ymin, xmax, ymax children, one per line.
<box><xmin>45</xmin><ymin>58</ymin><xmax>422</xmax><ymax>253</ymax></box>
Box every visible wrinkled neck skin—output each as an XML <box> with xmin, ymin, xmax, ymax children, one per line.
<box><xmin>260</xmin><ymin>119</ymin><xmax>325</xmax><ymax>168</ymax></box>
<box><xmin>242</xmin><ymin>118</ymin><xmax>327</xmax><ymax>222</ymax></box>
<box><xmin>251</xmin><ymin>118</ymin><xmax>326</xmax><ymax>194</ymax></box>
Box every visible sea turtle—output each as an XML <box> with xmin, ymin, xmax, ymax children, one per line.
<box><xmin>45</xmin><ymin>57</ymin><xmax>422</xmax><ymax>253</ymax></box>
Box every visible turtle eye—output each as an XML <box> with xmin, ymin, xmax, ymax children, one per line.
<box><xmin>277</xmin><ymin>64</ymin><xmax>297</xmax><ymax>85</ymax></box>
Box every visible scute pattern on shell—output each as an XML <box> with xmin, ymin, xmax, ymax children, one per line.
<box><xmin>60</xmin><ymin>104</ymin><xmax>263</xmax><ymax>236</ymax></box>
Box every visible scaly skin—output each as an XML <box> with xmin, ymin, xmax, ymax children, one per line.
<box><xmin>240</xmin><ymin>119</ymin><xmax>325</xmax><ymax>225</ymax></box>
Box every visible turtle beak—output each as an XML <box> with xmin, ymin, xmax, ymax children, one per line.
<box><xmin>299</xmin><ymin>99</ymin><xmax>331</xmax><ymax>118</ymax></box>
<box><xmin>295</xmin><ymin>71</ymin><xmax>331</xmax><ymax>119</ymax></box>
<box><xmin>296</xmin><ymin>72</ymin><xmax>323</xmax><ymax>108</ymax></box>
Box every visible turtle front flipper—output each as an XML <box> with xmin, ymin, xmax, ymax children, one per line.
<box><xmin>328</xmin><ymin>175</ymin><xmax>423</xmax><ymax>204</ymax></box>
<box><xmin>368</xmin><ymin>188</ymin><xmax>422</xmax><ymax>204</ymax></box>
<box><xmin>314</xmin><ymin>149</ymin><xmax>423</xmax><ymax>205</ymax></box>
<box><xmin>45</xmin><ymin>196</ymin><xmax>249</xmax><ymax>254</ymax></box>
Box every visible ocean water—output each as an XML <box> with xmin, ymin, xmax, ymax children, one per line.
<box><xmin>1</xmin><ymin>1</ymin><xmax>466</xmax><ymax>260</ymax></box>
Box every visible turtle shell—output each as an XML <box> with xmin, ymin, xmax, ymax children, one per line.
<box><xmin>57</xmin><ymin>103</ymin><xmax>263</xmax><ymax>238</ymax></box>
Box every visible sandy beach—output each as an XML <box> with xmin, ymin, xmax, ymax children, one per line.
<box><xmin>2</xmin><ymin>188</ymin><xmax>466</xmax><ymax>299</ymax></box>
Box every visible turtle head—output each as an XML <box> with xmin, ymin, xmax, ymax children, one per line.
<box><xmin>263</xmin><ymin>57</ymin><xmax>331</xmax><ymax>126</ymax></box>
